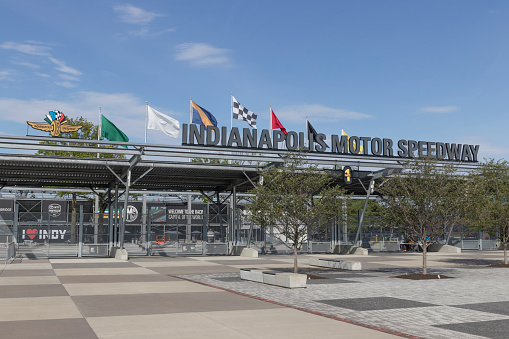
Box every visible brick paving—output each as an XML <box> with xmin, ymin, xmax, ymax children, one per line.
<box><xmin>179</xmin><ymin>251</ymin><xmax>509</xmax><ymax>339</ymax></box>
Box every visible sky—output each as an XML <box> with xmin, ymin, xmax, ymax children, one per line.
<box><xmin>1</xmin><ymin>1</ymin><xmax>509</xmax><ymax>160</ymax></box>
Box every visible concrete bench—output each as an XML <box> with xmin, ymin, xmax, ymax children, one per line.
<box><xmin>240</xmin><ymin>268</ymin><xmax>307</xmax><ymax>288</ymax></box>
<box><xmin>309</xmin><ymin>257</ymin><xmax>362</xmax><ymax>271</ymax></box>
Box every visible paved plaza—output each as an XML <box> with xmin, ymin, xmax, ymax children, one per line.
<box><xmin>0</xmin><ymin>250</ymin><xmax>507</xmax><ymax>338</ymax></box>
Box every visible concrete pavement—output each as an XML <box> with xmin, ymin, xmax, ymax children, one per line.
<box><xmin>0</xmin><ymin>250</ymin><xmax>507</xmax><ymax>338</ymax></box>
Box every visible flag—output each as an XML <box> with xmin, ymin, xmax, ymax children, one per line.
<box><xmin>271</xmin><ymin>109</ymin><xmax>287</xmax><ymax>137</ymax></box>
<box><xmin>342</xmin><ymin>129</ymin><xmax>363</xmax><ymax>154</ymax></box>
<box><xmin>307</xmin><ymin>120</ymin><xmax>329</xmax><ymax>148</ymax></box>
<box><xmin>101</xmin><ymin>115</ymin><xmax>129</xmax><ymax>148</ymax></box>
<box><xmin>232</xmin><ymin>96</ymin><xmax>257</xmax><ymax>128</ymax></box>
<box><xmin>147</xmin><ymin>105</ymin><xmax>180</xmax><ymax>138</ymax></box>
<box><xmin>191</xmin><ymin>101</ymin><xmax>217</xmax><ymax>127</ymax></box>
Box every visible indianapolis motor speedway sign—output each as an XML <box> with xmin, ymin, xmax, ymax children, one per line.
<box><xmin>181</xmin><ymin>124</ymin><xmax>480</xmax><ymax>162</ymax></box>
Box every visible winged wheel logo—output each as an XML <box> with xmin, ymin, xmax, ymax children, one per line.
<box><xmin>27</xmin><ymin>110</ymin><xmax>82</xmax><ymax>136</ymax></box>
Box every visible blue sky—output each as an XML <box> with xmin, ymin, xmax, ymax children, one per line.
<box><xmin>1</xmin><ymin>1</ymin><xmax>508</xmax><ymax>160</ymax></box>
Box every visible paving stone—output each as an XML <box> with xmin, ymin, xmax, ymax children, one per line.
<box><xmin>435</xmin><ymin>319</ymin><xmax>509</xmax><ymax>339</ymax></box>
<box><xmin>316</xmin><ymin>297</ymin><xmax>438</xmax><ymax>311</ymax></box>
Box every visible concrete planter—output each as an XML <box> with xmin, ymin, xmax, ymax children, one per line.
<box><xmin>309</xmin><ymin>257</ymin><xmax>362</xmax><ymax>271</ymax></box>
<box><xmin>240</xmin><ymin>269</ymin><xmax>306</xmax><ymax>288</ymax></box>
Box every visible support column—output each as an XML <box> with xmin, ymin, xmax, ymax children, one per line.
<box><xmin>187</xmin><ymin>194</ymin><xmax>192</xmax><ymax>243</ymax></box>
<box><xmin>108</xmin><ymin>187</ymin><xmax>113</xmax><ymax>250</ymax></box>
<box><xmin>13</xmin><ymin>204</ymin><xmax>18</xmax><ymax>244</ymax></box>
<box><xmin>231</xmin><ymin>186</ymin><xmax>236</xmax><ymax>246</ymax></box>
<box><xmin>119</xmin><ymin>169</ymin><xmax>131</xmax><ymax>249</ymax></box>
<box><xmin>114</xmin><ymin>184</ymin><xmax>119</xmax><ymax>246</ymax></box>
<box><xmin>94</xmin><ymin>195</ymin><xmax>99</xmax><ymax>244</ymax></box>
<box><xmin>146</xmin><ymin>211</ymin><xmax>151</xmax><ymax>256</ymax></box>
<box><xmin>78</xmin><ymin>205</ymin><xmax>84</xmax><ymax>257</ymax></box>
<box><xmin>142</xmin><ymin>193</ymin><xmax>147</xmax><ymax>248</ymax></box>
<box><xmin>354</xmin><ymin>179</ymin><xmax>374</xmax><ymax>246</ymax></box>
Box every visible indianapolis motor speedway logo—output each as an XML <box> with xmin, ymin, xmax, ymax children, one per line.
<box><xmin>27</xmin><ymin>110</ymin><xmax>82</xmax><ymax>137</ymax></box>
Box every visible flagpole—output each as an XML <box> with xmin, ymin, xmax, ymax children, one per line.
<box><xmin>95</xmin><ymin>106</ymin><xmax>101</xmax><ymax>241</ymax></box>
<box><xmin>97</xmin><ymin>106</ymin><xmax>102</xmax><ymax>159</ymax></box>
<box><xmin>189</xmin><ymin>97</ymin><xmax>192</xmax><ymax>162</ymax></box>
<box><xmin>145</xmin><ymin>101</ymin><xmax>148</xmax><ymax>144</ymax></box>
<box><xmin>231</xmin><ymin>92</ymin><xmax>233</xmax><ymax>130</ymax></box>
<box><xmin>269</xmin><ymin>105</ymin><xmax>272</xmax><ymax>131</ymax></box>
<box><xmin>305</xmin><ymin>116</ymin><xmax>308</xmax><ymax>148</ymax></box>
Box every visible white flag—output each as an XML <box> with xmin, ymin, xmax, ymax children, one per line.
<box><xmin>147</xmin><ymin>106</ymin><xmax>180</xmax><ymax>138</ymax></box>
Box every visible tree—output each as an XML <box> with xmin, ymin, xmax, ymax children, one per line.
<box><xmin>245</xmin><ymin>153</ymin><xmax>347</xmax><ymax>273</ymax></box>
<box><xmin>378</xmin><ymin>158</ymin><xmax>462</xmax><ymax>274</ymax></box>
<box><xmin>36</xmin><ymin>117</ymin><xmax>125</xmax><ymax>243</ymax></box>
<box><xmin>466</xmin><ymin>159</ymin><xmax>509</xmax><ymax>265</ymax></box>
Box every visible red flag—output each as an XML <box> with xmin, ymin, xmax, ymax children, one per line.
<box><xmin>271</xmin><ymin>109</ymin><xmax>287</xmax><ymax>138</ymax></box>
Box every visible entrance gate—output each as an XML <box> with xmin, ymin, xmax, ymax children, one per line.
<box><xmin>14</xmin><ymin>209</ymin><xmax>110</xmax><ymax>258</ymax></box>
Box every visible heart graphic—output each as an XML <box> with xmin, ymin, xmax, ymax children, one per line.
<box><xmin>26</xmin><ymin>229</ymin><xmax>38</xmax><ymax>240</ymax></box>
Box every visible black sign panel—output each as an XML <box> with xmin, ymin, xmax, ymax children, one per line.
<box><xmin>166</xmin><ymin>203</ymin><xmax>205</xmax><ymax>226</ymax></box>
<box><xmin>19</xmin><ymin>225</ymin><xmax>70</xmax><ymax>243</ymax></box>
<box><xmin>124</xmin><ymin>202</ymin><xmax>142</xmax><ymax>224</ymax></box>
<box><xmin>42</xmin><ymin>200</ymin><xmax>67</xmax><ymax>222</ymax></box>
<box><xmin>0</xmin><ymin>199</ymin><xmax>14</xmax><ymax>222</ymax></box>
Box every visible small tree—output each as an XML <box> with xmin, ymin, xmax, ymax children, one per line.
<box><xmin>246</xmin><ymin>153</ymin><xmax>347</xmax><ymax>273</ymax></box>
<box><xmin>466</xmin><ymin>159</ymin><xmax>509</xmax><ymax>265</ymax></box>
<box><xmin>379</xmin><ymin>158</ymin><xmax>461</xmax><ymax>274</ymax></box>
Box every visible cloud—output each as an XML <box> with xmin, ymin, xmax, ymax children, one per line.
<box><xmin>419</xmin><ymin>105</ymin><xmax>460</xmax><ymax>114</ymax></box>
<box><xmin>0</xmin><ymin>92</ymin><xmax>184</xmax><ymax>143</ymax></box>
<box><xmin>275</xmin><ymin>104</ymin><xmax>373</xmax><ymax>123</ymax></box>
<box><xmin>175</xmin><ymin>43</ymin><xmax>231</xmax><ymax>67</ymax></box>
<box><xmin>12</xmin><ymin>61</ymin><xmax>40</xmax><ymax>69</ymax></box>
<box><xmin>48</xmin><ymin>57</ymin><xmax>82</xmax><ymax>76</ymax></box>
<box><xmin>2</xmin><ymin>41</ymin><xmax>82</xmax><ymax>87</ymax></box>
<box><xmin>460</xmin><ymin>136</ymin><xmax>509</xmax><ymax>160</ymax></box>
<box><xmin>114</xmin><ymin>4</ymin><xmax>162</xmax><ymax>25</ymax></box>
<box><xmin>54</xmin><ymin>81</ymin><xmax>76</xmax><ymax>88</ymax></box>
<box><xmin>0</xmin><ymin>69</ymin><xmax>18</xmax><ymax>81</ymax></box>
<box><xmin>0</xmin><ymin>41</ymin><xmax>52</xmax><ymax>56</ymax></box>
<box><xmin>34</xmin><ymin>72</ymin><xmax>50</xmax><ymax>78</ymax></box>
<box><xmin>59</xmin><ymin>74</ymin><xmax>80</xmax><ymax>82</ymax></box>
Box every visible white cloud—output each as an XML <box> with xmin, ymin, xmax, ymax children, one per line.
<box><xmin>12</xmin><ymin>61</ymin><xmax>40</xmax><ymax>69</ymax></box>
<box><xmin>175</xmin><ymin>43</ymin><xmax>231</xmax><ymax>67</ymax></box>
<box><xmin>0</xmin><ymin>41</ymin><xmax>52</xmax><ymax>56</ymax></box>
<box><xmin>0</xmin><ymin>92</ymin><xmax>184</xmax><ymax>143</ymax></box>
<box><xmin>275</xmin><ymin>104</ymin><xmax>373</xmax><ymax>123</ymax></box>
<box><xmin>59</xmin><ymin>74</ymin><xmax>80</xmax><ymax>82</ymax></box>
<box><xmin>55</xmin><ymin>81</ymin><xmax>76</xmax><ymax>88</ymax></box>
<box><xmin>419</xmin><ymin>105</ymin><xmax>460</xmax><ymax>114</ymax></box>
<box><xmin>48</xmin><ymin>57</ymin><xmax>82</xmax><ymax>76</ymax></box>
<box><xmin>34</xmin><ymin>72</ymin><xmax>50</xmax><ymax>78</ymax></box>
<box><xmin>114</xmin><ymin>4</ymin><xmax>162</xmax><ymax>25</ymax></box>
<box><xmin>2</xmin><ymin>41</ymin><xmax>82</xmax><ymax>87</ymax></box>
<box><xmin>0</xmin><ymin>69</ymin><xmax>18</xmax><ymax>81</ymax></box>
<box><xmin>460</xmin><ymin>136</ymin><xmax>509</xmax><ymax>160</ymax></box>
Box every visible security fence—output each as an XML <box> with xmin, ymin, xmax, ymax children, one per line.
<box><xmin>0</xmin><ymin>198</ymin><xmax>504</xmax><ymax>258</ymax></box>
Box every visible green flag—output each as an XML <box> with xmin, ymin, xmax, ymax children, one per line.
<box><xmin>101</xmin><ymin>115</ymin><xmax>129</xmax><ymax>148</ymax></box>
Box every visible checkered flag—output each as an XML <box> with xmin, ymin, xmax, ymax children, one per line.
<box><xmin>232</xmin><ymin>96</ymin><xmax>257</xmax><ymax>128</ymax></box>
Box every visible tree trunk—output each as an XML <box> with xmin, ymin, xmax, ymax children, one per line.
<box><xmin>293</xmin><ymin>243</ymin><xmax>298</xmax><ymax>273</ymax></box>
<box><xmin>504</xmin><ymin>242</ymin><xmax>508</xmax><ymax>265</ymax></box>
<box><xmin>422</xmin><ymin>244</ymin><xmax>427</xmax><ymax>275</ymax></box>
<box><xmin>445</xmin><ymin>223</ymin><xmax>455</xmax><ymax>245</ymax></box>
